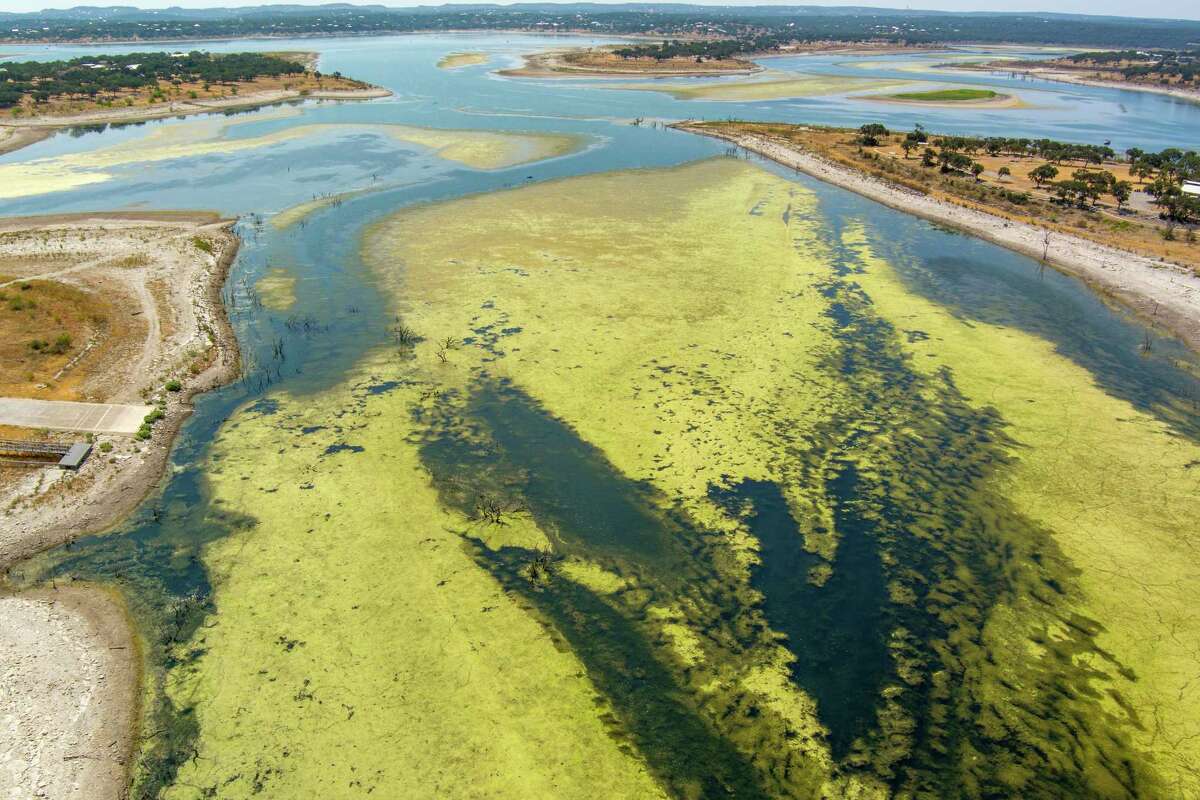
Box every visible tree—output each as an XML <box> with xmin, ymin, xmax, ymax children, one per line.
<box><xmin>1072</xmin><ymin>169</ymin><xmax>1114</xmax><ymax>206</ymax></box>
<box><xmin>998</xmin><ymin>166</ymin><xmax>1012</xmax><ymax>179</ymax></box>
<box><xmin>921</xmin><ymin>147</ymin><xmax>937</xmax><ymax>168</ymax></box>
<box><xmin>1111</xmin><ymin>180</ymin><xmax>1132</xmax><ymax>212</ymax></box>
<box><xmin>858</xmin><ymin>123</ymin><xmax>889</xmax><ymax>147</ymax></box>
<box><xmin>1030</xmin><ymin>163</ymin><xmax>1059</xmax><ymax>187</ymax></box>
<box><xmin>1053</xmin><ymin>179</ymin><xmax>1089</xmax><ymax>207</ymax></box>
<box><xmin>1132</xmin><ymin>159</ymin><xmax>1154</xmax><ymax>185</ymax></box>
<box><xmin>901</xmin><ymin>133</ymin><xmax>920</xmax><ymax>158</ymax></box>
<box><xmin>939</xmin><ymin>150</ymin><xmax>973</xmax><ymax>174</ymax></box>
<box><xmin>971</xmin><ymin>162</ymin><xmax>985</xmax><ymax>181</ymax></box>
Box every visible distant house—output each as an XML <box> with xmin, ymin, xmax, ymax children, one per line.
<box><xmin>1184</xmin><ymin>180</ymin><xmax>1200</xmax><ymax>197</ymax></box>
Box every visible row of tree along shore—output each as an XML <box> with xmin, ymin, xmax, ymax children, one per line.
<box><xmin>688</xmin><ymin>120</ymin><xmax>1199</xmax><ymax>272</ymax></box>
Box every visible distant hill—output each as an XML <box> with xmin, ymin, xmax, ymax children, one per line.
<box><xmin>1</xmin><ymin>4</ymin><xmax>1197</xmax><ymax>49</ymax></box>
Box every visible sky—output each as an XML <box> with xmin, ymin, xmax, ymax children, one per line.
<box><xmin>0</xmin><ymin>0</ymin><xmax>1197</xmax><ymax>21</ymax></box>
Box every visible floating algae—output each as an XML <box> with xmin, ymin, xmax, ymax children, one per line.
<box><xmin>361</xmin><ymin>157</ymin><xmax>1191</xmax><ymax>796</ymax></box>
<box><xmin>843</xmin><ymin>221</ymin><xmax>1200</xmax><ymax>793</ymax></box>
<box><xmin>13</xmin><ymin>156</ymin><xmax>1199</xmax><ymax>799</ymax></box>
<box><xmin>595</xmin><ymin>71</ymin><xmax>912</xmax><ymax>101</ymax></box>
<box><xmin>153</xmin><ymin>364</ymin><xmax>669</xmax><ymax>799</ymax></box>
<box><xmin>255</xmin><ymin>267</ymin><xmax>297</xmax><ymax>310</ymax></box>
<box><xmin>0</xmin><ymin>121</ymin><xmax>586</xmax><ymax>199</ymax></box>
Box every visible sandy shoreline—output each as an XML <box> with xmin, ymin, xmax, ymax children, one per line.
<box><xmin>0</xmin><ymin>127</ymin><xmax>51</xmax><ymax>157</ymax></box>
<box><xmin>676</xmin><ymin>124</ymin><xmax>1200</xmax><ymax>354</ymax></box>
<box><xmin>0</xmin><ymin>584</ymin><xmax>138</xmax><ymax>800</ymax></box>
<box><xmin>0</xmin><ymin>85</ymin><xmax>391</xmax><ymax>156</ymax></box>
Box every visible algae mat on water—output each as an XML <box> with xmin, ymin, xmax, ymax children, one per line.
<box><xmin>596</xmin><ymin>71</ymin><xmax>911</xmax><ymax>101</ymax></box>
<box><xmin>0</xmin><ymin>121</ymin><xmax>584</xmax><ymax>200</ymax></box>
<box><xmin>161</xmin><ymin>158</ymin><xmax>1198</xmax><ymax>798</ymax></box>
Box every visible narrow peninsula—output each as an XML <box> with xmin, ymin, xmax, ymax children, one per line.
<box><xmin>0</xmin><ymin>51</ymin><xmax>389</xmax><ymax>155</ymax></box>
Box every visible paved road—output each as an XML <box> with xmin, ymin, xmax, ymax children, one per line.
<box><xmin>0</xmin><ymin>398</ymin><xmax>153</xmax><ymax>435</ymax></box>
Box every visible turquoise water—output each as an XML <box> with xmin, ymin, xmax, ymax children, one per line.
<box><xmin>4</xmin><ymin>32</ymin><xmax>1200</xmax><ymax>799</ymax></box>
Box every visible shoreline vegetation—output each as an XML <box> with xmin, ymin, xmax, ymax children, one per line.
<box><xmin>498</xmin><ymin>46</ymin><xmax>761</xmax><ymax>78</ymax></box>
<box><xmin>498</xmin><ymin>41</ymin><xmax>950</xmax><ymax>80</ymax></box>
<box><xmin>674</xmin><ymin>121</ymin><xmax>1200</xmax><ymax>353</ymax></box>
<box><xmin>0</xmin><ymin>51</ymin><xmax>390</xmax><ymax>156</ymax></box>
<box><xmin>952</xmin><ymin>48</ymin><xmax>1200</xmax><ymax>104</ymax></box>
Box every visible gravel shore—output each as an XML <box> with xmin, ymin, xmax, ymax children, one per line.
<box><xmin>0</xmin><ymin>586</ymin><xmax>136</xmax><ymax>800</ymax></box>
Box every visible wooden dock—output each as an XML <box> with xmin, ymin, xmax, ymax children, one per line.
<box><xmin>0</xmin><ymin>439</ymin><xmax>92</xmax><ymax>470</ymax></box>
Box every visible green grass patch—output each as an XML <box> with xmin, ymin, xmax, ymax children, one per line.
<box><xmin>889</xmin><ymin>88</ymin><xmax>999</xmax><ymax>102</ymax></box>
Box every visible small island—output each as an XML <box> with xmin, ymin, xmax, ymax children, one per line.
<box><xmin>437</xmin><ymin>52</ymin><xmax>489</xmax><ymax>70</ymax></box>
<box><xmin>0</xmin><ymin>51</ymin><xmax>389</xmax><ymax>154</ymax></box>
<box><xmin>888</xmin><ymin>88</ymin><xmax>998</xmax><ymax>102</ymax></box>
<box><xmin>500</xmin><ymin>45</ymin><xmax>759</xmax><ymax>78</ymax></box>
<box><xmin>869</xmin><ymin>87</ymin><xmax>1022</xmax><ymax>107</ymax></box>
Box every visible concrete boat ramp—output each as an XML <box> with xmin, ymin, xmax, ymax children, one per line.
<box><xmin>0</xmin><ymin>398</ymin><xmax>153</xmax><ymax>435</ymax></box>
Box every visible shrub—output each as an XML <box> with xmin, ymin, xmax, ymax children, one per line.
<box><xmin>99</xmin><ymin>441</ymin><xmax>113</xmax><ymax>453</ymax></box>
<box><xmin>28</xmin><ymin>338</ymin><xmax>46</xmax><ymax>351</ymax></box>
<box><xmin>165</xmin><ymin>378</ymin><xmax>182</xmax><ymax>392</ymax></box>
<box><xmin>145</xmin><ymin>407</ymin><xmax>165</xmax><ymax>424</ymax></box>
<box><xmin>49</xmin><ymin>333</ymin><xmax>71</xmax><ymax>354</ymax></box>
<box><xmin>192</xmin><ymin>236</ymin><xmax>214</xmax><ymax>254</ymax></box>
<box><xmin>136</xmin><ymin>423</ymin><xmax>152</xmax><ymax>440</ymax></box>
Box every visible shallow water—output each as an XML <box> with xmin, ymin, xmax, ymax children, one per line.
<box><xmin>4</xmin><ymin>33</ymin><xmax>1200</xmax><ymax>799</ymax></box>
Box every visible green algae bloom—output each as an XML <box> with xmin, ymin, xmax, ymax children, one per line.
<box><xmin>887</xmin><ymin>88</ymin><xmax>999</xmax><ymax>101</ymax></box>
<box><xmin>254</xmin><ymin>267</ymin><xmax>297</xmax><ymax>310</ymax></box>
<box><xmin>29</xmin><ymin>158</ymin><xmax>1200</xmax><ymax>799</ymax></box>
<box><xmin>597</xmin><ymin>71</ymin><xmax>911</xmax><ymax>101</ymax></box>
<box><xmin>0</xmin><ymin>121</ymin><xmax>585</xmax><ymax>200</ymax></box>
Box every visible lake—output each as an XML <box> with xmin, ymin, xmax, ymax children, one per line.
<box><xmin>4</xmin><ymin>33</ymin><xmax>1200</xmax><ymax>799</ymax></box>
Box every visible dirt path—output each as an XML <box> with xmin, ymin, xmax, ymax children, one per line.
<box><xmin>128</xmin><ymin>270</ymin><xmax>161</xmax><ymax>395</ymax></box>
<box><xmin>0</xmin><ymin>252</ymin><xmax>115</xmax><ymax>289</ymax></box>
<box><xmin>0</xmin><ymin>585</ymin><xmax>136</xmax><ymax>800</ymax></box>
<box><xmin>678</xmin><ymin>124</ymin><xmax>1200</xmax><ymax>354</ymax></box>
